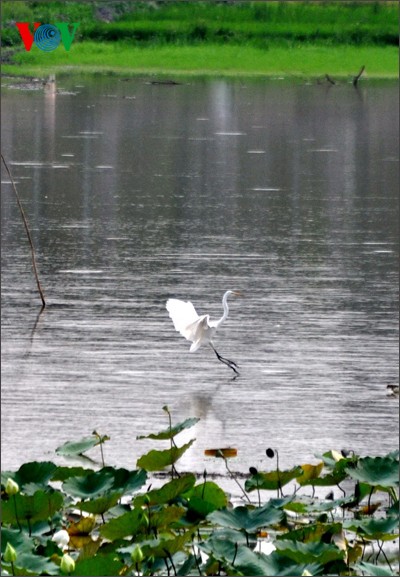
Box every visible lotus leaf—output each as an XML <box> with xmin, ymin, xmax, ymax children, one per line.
<box><xmin>78</xmin><ymin>491</ymin><xmax>122</xmax><ymax>514</ymax></box>
<box><xmin>274</xmin><ymin>539</ymin><xmax>345</xmax><ymax>564</ymax></box>
<box><xmin>51</xmin><ymin>466</ymin><xmax>94</xmax><ymax>482</ymax></box>
<box><xmin>2</xmin><ymin>461</ymin><xmax>57</xmax><ymax>491</ymax></box>
<box><xmin>1</xmin><ymin>489</ymin><xmax>63</xmax><ymax>525</ymax></box>
<box><xmin>208</xmin><ymin>502</ymin><xmax>285</xmax><ymax>533</ymax></box>
<box><xmin>148</xmin><ymin>504</ymin><xmax>187</xmax><ymax>531</ymax></box>
<box><xmin>136</xmin><ymin>440</ymin><xmax>195</xmax><ymax>471</ymax></box>
<box><xmin>1</xmin><ymin>527</ymin><xmax>35</xmax><ymax>555</ymax></box>
<box><xmin>3</xmin><ymin>552</ymin><xmax>59</xmax><ymax>575</ymax></box>
<box><xmin>187</xmin><ymin>481</ymin><xmax>228</xmax><ymax>517</ymax></box>
<box><xmin>296</xmin><ymin>462</ymin><xmax>324</xmax><ymax>485</ymax></box>
<box><xmin>55</xmin><ymin>435</ymin><xmax>103</xmax><ymax>457</ymax></box>
<box><xmin>345</xmin><ymin>456</ymin><xmax>399</xmax><ymax>488</ymax></box>
<box><xmin>72</xmin><ymin>554</ymin><xmax>124</xmax><ymax>576</ymax></box>
<box><xmin>141</xmin><ymin>530</ymin><xmax>195</xmax><ymax>558</ymax></box>
<box><xmin>99</xmin><ymin>507</ymin><xmax>146</xmax><ymax>540</ymax></box>
<box><xmin>137</xmin><ymin>417</ymin><xmax>200</xmax><ymax>440</ymax></box>
<box><xmin>277</xmin><ymin>521</ymin><xmax>342</xmax><ymax>543</ymax></box>
<box><xmin>245</xmin><ymin>466</ymin><xmax>303</xmax><ymax>492</ymax></box>
<box><xmin>62</xmin><ymin>470</ymin><xmax>115</xmax><ymax>498</ymax></box>
<box><xmin>354</xmin><ymin>561</ymin><xmax>398</xmax><ymax>576</ymax></box>
<box><xmin>101</xmin><ymin>466</ymin><xmax>147</xmax><ymax>494</ymax></box>
<box><xmin>344</xmin><ymin>516</ymin><xmax>400</xmax><ymax>540</ymax></box>
<box><xmin>134</xmin><ymin>474</ymin><xmax>196</xmax><ymax>507</ymax></box>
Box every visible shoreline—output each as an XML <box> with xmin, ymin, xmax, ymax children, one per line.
<box><xmin>2</xmin><ymin>43</ymin><xmax>398</xmax><ymax>81</ymax></box>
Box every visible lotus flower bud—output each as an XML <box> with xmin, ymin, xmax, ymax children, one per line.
<box><xmin>60</xmin><ymin>553</ymin><xmax>75</xmax><ymax>574</ymax></box>
<box><xmin>131</xmin><ymin>545</ymin><xmax>144</xmax><ymax>565</ymax></box>
<box><xmin>5</xmin><ymin>478</ymin><xmax>19</xmax><ymax>496</ymax></box>
<box><xmin>4</xmin><ymin>542</ymin><xmax>17</xmax><ymax>563</ymax></box>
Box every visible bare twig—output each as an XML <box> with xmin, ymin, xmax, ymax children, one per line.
<box><xmin>325</xmin><ymin>74</ymin><xmax>336</xmax><ymax>85</ymax></box>
<box><xmin>353</xmin><ymin>65</ymin><xmax>365</xmax><ymax>87</ymax></box>
<box><xmin>1</xmin><ymin>153</ymin><xmax>46</xmax><ymax>308</ymax></box>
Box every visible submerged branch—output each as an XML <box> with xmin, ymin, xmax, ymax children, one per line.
<box><xmin>1</xmin><ymin>153</ymin><xmax>46</xmax><ymax>308</ymax></box>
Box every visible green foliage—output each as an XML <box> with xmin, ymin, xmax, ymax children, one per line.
<box><xmin>55</xmin><ymin>433</ymin><xmax>107</xmax><ymax>457</ymax></box>
<box><xmin>4</xmin><ymin>41</ymin><xmax>397</xmax><ymax>80</ymax></box>
<box><xmin>246</xmin><ymin>465</ymin><xmax>304</xmax><ymax>492</ymax></box>
<box><xmin>137</xmin><ymin>416</ymin><xmax>200</xmax><ymax>440</ymax></box>
<box><xmin>136</xmin><ymin>440</ymin><xmax>195</xmax><ymax>471</ymax></box>
<box><xmin>1</xmin><ymin>412</ymin><xmax>399</xmax><ymax>576</ymax></box>
<box><xmin>208</xmin><ymin>501</ymin><xmax>285</xmax><ymax>533</ymax></box>
<box><xmin>1</xmin><ymin>1</ymin><xmax>397</xmax><ymax>49</ymax></box>
<box><xmin>2</xmin><ymin>489</ymin><xmax>64</xmax><ymax>525</ymax></box>
<box><xmin>346</xmin><ymin>454</ymin><xmax>400</xmax><ymax>488</ymax></box>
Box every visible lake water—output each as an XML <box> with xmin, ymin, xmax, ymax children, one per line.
<box><xmin>1</xmin><ymin>75</ymin><xmax>398</xmax><ymax>487</ymax></box>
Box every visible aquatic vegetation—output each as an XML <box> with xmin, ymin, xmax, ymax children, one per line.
<box><xmin>1</xmin><ymin>408</ymin><xmax>398</xmax><ymax>576</ymax></box>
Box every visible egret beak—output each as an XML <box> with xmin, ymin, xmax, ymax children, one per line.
<box><xmin>232</xmin><ymin>290</ymin><xmax>242</xmax><ymax>297</ymax></box>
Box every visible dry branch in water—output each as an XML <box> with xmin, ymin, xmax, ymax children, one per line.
<box><xmin>1</xmin><ymin>153</ymin><xmax>46</xmax><ymax>308</ymax></box>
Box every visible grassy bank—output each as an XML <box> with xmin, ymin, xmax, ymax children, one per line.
<box><xmin>1</xmin><ymin>1</ymin><xmax>398</xmax><ymax>79</ymax></box>
<box><xmin>2</xmin><ymin>1</ymin><xmax>398</xmax><ymax>47</ymax></box>
<box><xmin>2</xmin><ymin>42</ymin><xmax>398</xmax><ymax>80</ymax></box>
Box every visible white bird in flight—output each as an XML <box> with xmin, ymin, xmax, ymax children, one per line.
<box><xmin>166</xmin><ymin>290</ymin><xmax>241</xmax><ymax>375</ymax></box>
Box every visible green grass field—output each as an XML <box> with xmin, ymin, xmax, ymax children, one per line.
<box><xmin>2</xmin><ymin>42</ymin><xmax>398</xmax><ymax>79</ymax></box>
<box><xmin>1</xmin><ymin>1</ymin><xmax>398</xmax><ymax>79</ymax></box>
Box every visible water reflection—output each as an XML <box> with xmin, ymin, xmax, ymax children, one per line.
<box><xmin>1</xmin><ymin>76</ymin><xmax>398</xmax><ymax>483</ymax></box>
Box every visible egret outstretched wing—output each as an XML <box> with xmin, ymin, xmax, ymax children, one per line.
<box><xmin>166</xmin><ymin>298</ymin><xmax>201</xmax><ymax>340</ymax></box>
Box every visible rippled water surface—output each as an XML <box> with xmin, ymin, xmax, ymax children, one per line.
<box><xmin>1</xmin><ymin>76</ymin><xmax>398</xmax><ymax>482</ymax></box>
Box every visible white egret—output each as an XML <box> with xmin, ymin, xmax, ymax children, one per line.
<box><xmin>166</xmin><ymin>290</ymin><xmax>241</xmax><ymax>375</ymax></box>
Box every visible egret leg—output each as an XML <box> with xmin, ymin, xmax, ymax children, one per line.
<box><xmin>210</xmin><ymin>344</ymin><xmax>240</xmax><ymax>375</ymax></box>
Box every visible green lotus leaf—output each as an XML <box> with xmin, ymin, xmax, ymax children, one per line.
<box><xmin>137</xmin><ymin>417</ymin><xmax>200</xmax><ymax>441</ymax></box>
<box><xmin>277</xmin><ymin>521</ymin><xmax>342</xmax><ymax>543</ymax></box>
<box><xmin>134</xmin><ymin>473</ymin><xmax>196</xmax><ymax>507</ymax></box>
<box><xmin>149</xmin><ymin>504</ymin><xmax>187</xmax><ymax>530</ymax></box>
<box><xmin>274</xmin><ymin>539</ymin><xmax>345</xmax><ymax>564</ymax></box>
<box><xmin>199</xmin><ymin>539</ymin><xmax>274</xmax><ymax>576</ymax></box>
<box><xmin>136</xmin><ymin>440</ymin><xmax>194</xmax><ymax>471</ymax></box>
<box><xmin>2</xmin><ymin>553</ymin><xmax>59</xmax><ymax>576</ymax></box>
<box><xmin>100</xmin><ymin>507</ymin><xmax>146</xmax><ymax>541</ymax></box>
<box><xmin>245</xmin><ymin>466</ymin><xmax>303</xmax><ymax>492</ymax></box>
<box><xmin>1</xmin><ymin>528</ymin><xmax>35</xmax><ymax>556</ymax></box>
<box><xmin>174</xmin><ymin>553</ymin><xmax>198</xmax><ymax>576</ymax></box>
<box><xmin>234</xmin><ymin>547</ymin><xmax>323</xmax><ymax>577</ymax></box>
<box><xmin>55</xmin><ymin>435</ymin><xmax>103</xmax><ymax>457</ymax></box>
<box><xmin>200</xmin><ymin>537</ymin><xmax>322</xmax><ymax>577</ymax></box>
<box><xmin>344</xmin><ymin>516</ymin><xmax>400</xmax><ymax>540</ymax></box>
<box><xmin>72</xmin><ymin>554</ymin><xmax>124</xmax><ymax>576</ymax></box>
<box><xmin>1</xmin><ymin>461</ymin><xmax>57</xmax><ymax>491</ymax></box>
<box><xmin>187</xmin><ymin>481</ymin><xmax>228</xmax><ymax>517</ymax></box>
<box><xmin>101</xmin><ymin>466</ymin><xmax>147</xmax><ymax>494</ymax></box>
<box><xmin>354</xmin><ymin>561</ymin><xmax>397</xmax><ymax>576</ymax></box>
<box><xmin>296</xmin><ymin>462</ymin><xmax>324</xmax><ymax>485</ymax></box>
<box><xmin>345</xmin><ymin>456</ymin><xmax>399</xmax><ymax>488</ymax></box>
<box><xmin>141</xmin><ymin>530</ymin><xmax>195</xmax><ymax>558</ymax></box>
<box><xmin>205</xmin><ymin>527</ymin><xmax>257</xmax><ymax>547</ymax></box>
<box><xmin>78</xmin><ymin>491</ymin><xmax>122</xmax><ymax>515</ymax></box>
<box><xmin>299</xmin><ymin>470</ymin><xmax>347</xmax><ymax>487</ymax></box>
<box><xmin>208</xmin><ymin>501</ymin><xmax>285</xmax><ymax>533</ymax></box>
<box><xmin>286</xmin><ymin>496</ymin><xmax>351</xmax><ymax>514</ymax></box>
<box><xmin>62</xmin><ymin>470</ymin><xmax>115</xmax><ymax>498</ymax></box>
<box><xmin>51</xmin><ymin>466</ymin><xmax>94</xmax><ymax>482</ymax></box>
<box><xmin>318</xmin><ymin>450</ymin><xmax>357</xmax><ymax>468</ymax></box>
<box><xmin>1</xmin><ymin>489</ymin><xmax>63</xmax><ymax>525</ymax></box>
